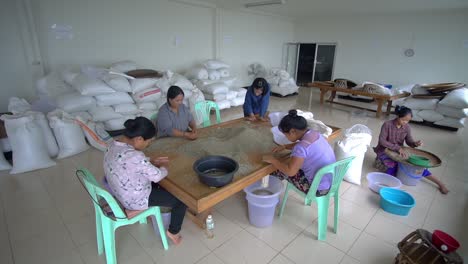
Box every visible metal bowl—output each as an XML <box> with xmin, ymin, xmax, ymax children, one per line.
<box><xmin>193</xmin><ymin>155</ymin><xmax>239</xmax><ymax>187</ymax></box>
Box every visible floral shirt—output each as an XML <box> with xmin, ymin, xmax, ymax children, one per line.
<box><xmin>104</xmin><ymin>141</ymin><xmax>167</xmax><ymax>210</ymax></box>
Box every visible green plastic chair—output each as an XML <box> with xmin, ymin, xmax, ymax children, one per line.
<box><xmin>278</xmin><ymin>156</ymin><xmax>355</xmax><ymax>241</ymax></box>
<box><xmin>76</xmin><ymin>169</ymin><xmax>168</xmax><ymax>264</ymax></box>
<box><xmin>194</xmin><ymin>100</ymin><xmax>221</xmax><ymax>127</ymax></box>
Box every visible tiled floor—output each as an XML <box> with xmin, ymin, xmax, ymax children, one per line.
<box><xmin>0</xmin><ymin>88</ymin><xmax>467</xmax><ymax>264</ymax></box>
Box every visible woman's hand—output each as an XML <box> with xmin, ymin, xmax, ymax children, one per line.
<box><xmin>415</xmin><ymin>140</ymin><xmax>423</xmax><ymax>147</ymax></box>
<box><xmin>262</xmin><ymin>154</ymin><xmax>277</xmax><ymax>164</ymax></box>
<box><xmin>399</xmin><ymin>148</ymin><xmax>409</xmax><ymax>159</ymax></box>
<box><xmin>151</xmin><ymin>156</ymin><xmax>170</xmax><ymax>167</ymax></box>
<box><xmin>272</xmin><ymin>145</ymin><xmax>286</xmax><ymax>153</ymax></box>
<box><xmin>185</xmin><ymin>132</ymin><xmax>198</xmax><ymax>140</ymax></box>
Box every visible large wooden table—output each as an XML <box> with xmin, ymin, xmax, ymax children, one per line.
<box><xmin>306</xmin><ymin>83</ymin><xmax>410</xmax><ymax>117</ymax></box>
<box><xmin>145</xmin><ymin>118</ymin><xmax>341</xmax><ymax>227</ymax></box>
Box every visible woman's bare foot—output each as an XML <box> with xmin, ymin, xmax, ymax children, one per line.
<box><xmin>166</xmin><ymin>230</ymin><xmax>182</xmax><ymax>245</ymax></box>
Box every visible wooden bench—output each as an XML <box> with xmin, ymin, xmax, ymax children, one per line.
<box><xmin>306</xmin><ymin>82</ymin><xmax>410</xmax><ymax>117</ymax></box>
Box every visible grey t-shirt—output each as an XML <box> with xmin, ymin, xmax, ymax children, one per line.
<box><xmin>157</xmin><ymin>103</ymin><xmax>193</xmax><ymax>137</ymax></box>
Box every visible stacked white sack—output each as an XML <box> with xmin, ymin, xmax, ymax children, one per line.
<box><xmin>265</xmin><ymin>68</ymin><xmax>298</xmax><ymax>96</ymax></box>
<box><xmin>434</xmin><ymin>88</ymin><xmax>468</xmax><ymax>128</ymax></box>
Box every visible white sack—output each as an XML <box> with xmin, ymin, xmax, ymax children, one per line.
<box><xmin>231</xmin><ymin>87</ymin><xmax>247</xmax><ymax>98</ymax></box>
<box><xmin>109</xmin><ymin>60</ymin><xmax>137</xmax><ymax>73</ymax></box>
<box><xmin>218</xmin><ymin>68</ymin><xmax>230</xmax><ymax>78</ymax></box>
<box><xmin>48</xmin><ymin>110</ymin><xmax>89</xmax><ymax>159</ymax></box>
<box><xmin>30</xmin><ymin>96</ymin><xmax>57</xmax><ymax>113</ymax></box>
<box><xmin>204</xmin><ymin>60</ymin><xmax>230</xmax><ymax>70</ymax></box>
<box><xmin>1</xmin><ymin>114</ymin><xmax>56</xmax><ymax>174</ymax></box>
<box><xmin>418</xmin><ymin>110</ymin><xmax>444</xmax><ymax>122</ymax></box>
<box><xmin>205</xmin><ymin>93</ymin><xmax>227</xmax><ymax>102</ymax></box>
<box><xmin>270</xmin><ymin>68</ymin><xmax>282</xmax><ymax>76</ymax></box>
<box><xmin>72</xmin><ymin>111</ymin><xmax>93</xmax><ymax>122</ymax></box>
<box><xmin>436</xmin><ymin>104</ymin><xmax>468</xmax><ymax>119</ymax></box>
<box><xmin>208</xmin><ymin>69</ymin><xmax>221</xmax><ymax>80</ymax></box>
<box><xmin>72</xmin><ymin>74</ymin><xmax>115</xmax><ymax>96</ymax></box>
<box><xmin>104</xmin><ymin>115</ymin><xmax>136</xmax><ymax>131</ymax></box>
<box><xmin>56</xmin><ymin>92</ymin><xmax>96</xmax><ymax>113</ymax></box>
<box><xmin>271</xmin><ymin>126</ymin><xmax>293</xmax><ymax>145</ymax></box>
<box><xmin>137</xmin><ymin>102</ymin><xmax>157</xmax><ymax>111</ymax></box>
<box><xmin>230</xmin><ymin>96</ymin><xmax>245</xmax><ymax>107</ymax></box>
<box><xmin>216</xmin><ymin>100</ymin><xmax>231</xmax><ymax>110</ymax></box>
<box><xmin>226</xmin><ymin>91</ymin><xmax>238</xmax><ymax>100</ymax></box>
<box><xmin>95</xmin><ymin>92</ymin><xmax>134</xmax><ymax>106</ymax></box>
<box><xmin>155</xmin><ymin>97</ymin><xmax>166</xmax><ymax>109</ymax></box>
<box><xmin>188</xmin><ymin>89</ymin><xmax>205</xmax><ymax>125</ymax></box>
<box><xmin>0</xmin><ymin>138</ymin><xmax>12</xmax><ymax>152</ymax></box>
<box><xmin>266</xmin><ymin>76</ymin><xmax>280</xmax><ymax>86</ymax></box>
<box><xmin>335</xmin><ymin>124</ymin><xmax>372</xmax><ymax>185</ymax></box>
<box><xmin>102</xmin><ymin>73</ymin><xmax>132</xmax><ymax>92</ymax></box>
<box><xmin>202</xmin><ymin>83</ymin><xmax>229</xmax><ymax>95</ymax></box>
<box><xmin>37</xmin><ymin>71</ymin><xmax>75</xmax><ymax>97</ymax></box>
<box><xmin>400</xmin><ymin>98</ymin><xmax>439</xmax><ymax>110</ymax></box>
<box><xmin>0</xmin><ymin>143</ymin><xmax>12</xmax><ymax>171</ymax></box>
<box><xmin>8</xmin><ymin>97</ymin><xmax>31</xmax><ymax>114</ymax></box>
<box><xmin>434</xmin><ymin>117</ymin><xmax>466</xmax><ymax>128</ymax></box>
<box><xmin>130</xmin><ymin>78</ymin><xmax>157</xmax><ymax>94</ymax></box>
<box><xmin>411</xmin><ymin>85</ymin><xmax>429</xmax><ymax>95</ymax></box>
<box><xmin>31</xmin><ymin>111</ymin><xmax>59</xmax><ymax>158</ymax></box>
<box><xmin>182</xmin><ymin>88</ymin><xmax>193</xmax><ymax>99</ymax></box>
<box><xmin>60</xmin><ymin>67</ymin><xmax>79</xmax><ymax>85</ymax></box>
<box><xmin>185</xmin><ymin>66</ymin><xmax>209</xmax><ymax>80</ymax></box>
<box><xmin>113</xmin><ymin>104</ymin><xmax>140</xmax><ymax>115</ymax></box>
<box><xmin>89</xmin><ymin>106</ymin><xmax>123</xmax><ymax>122</ymax></box>
<box><xmin>439</xmin><ymin>88</ymin><xmax>468</xmax><ymax>109</ymax></box>
<box><xmin>139</xmin><ymin>111</ymin><xmax>157</xmax><ymax>120</ymax></box>
<box><xmin>75</xmin><ymin>117</ymin><xmax>113</xmax><ymax>152</ymax></box>
<box><xmin>132</xmin><ymin>88</ymin><xmax>162</xmax><ymax>103</ymax></box>
<box><xmin>412</xmin><ymin>110</ymin><xmax>424</xmax><ymax>122</ymax></box>
<box><xmin>279</xmin><ymin>70</ymin><xmax>290</xmax><ymax>79</ymax></box>
<box><xmin>155</xmin><ymin>78</ymin><xmax>171</xmax><ymax>94</ymax></box>
<box><xmin>307</xmin><ymin>119</ymin><xmax>332</xmax><ymax>138</ymax></box>
<box><xmin>221</xmin><ymin>77</ymin><xmax>236</xmax><ymax>87</ymax></box>
<box><xmin>170</xmin><ymin>74</ymin><xmax>194</xmax><ymax>90</ymax></box>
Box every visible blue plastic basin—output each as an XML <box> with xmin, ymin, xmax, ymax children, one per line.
<box><xmin>379</xmin><ymin>187</ymin><xmax>415</xmax><ymax>216</ymax></box>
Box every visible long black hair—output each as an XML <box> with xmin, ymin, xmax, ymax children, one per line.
<box><xmin>251</xmin><ymin>77</ymin><xmax>269</xmax><ymax>96</ymax></box>
<box><xmin>278</xmin><ymin>109</ymin><xmax>308</xmax><ymax>133</ymax></box>
<box><xmin>123</xmin><ymin>117</ymin><xmax>156</xmax><ymax>140</ymax></box>
<box><xmin>167</xmin><ymin>86</ymin><xmax>185</xmax><ymax>106</ymax></box>
<box><xmin>395</xmin><ymin>105</ymin><xmax>413</xmax><ymax>118</ymax></box>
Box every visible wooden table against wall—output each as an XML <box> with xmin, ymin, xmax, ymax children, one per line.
<box><xmin>145</xmin><ymin>118</ymin><xmax>341</xmax><ymax>227</ymax></box>
<box><xmin>306</xmin><ymin>83</ymin><xmax>410</xmax><ymax>117</ymax></box>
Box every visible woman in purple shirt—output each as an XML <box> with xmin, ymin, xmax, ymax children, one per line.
<box><xmin>263</xmin><ymin>110</ymin><xmax>336</xmax><ymax>196</ymax></box>
<box><xmin>374</xmin><ymin>106</ymin><xmax>448</xmax><ymax>194</ymax></box>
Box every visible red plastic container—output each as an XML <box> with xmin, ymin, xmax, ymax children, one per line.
<box><xmin>432</xmin><ymin>230</ymin><xmax>460</xmax><ymax>253</ymax></box>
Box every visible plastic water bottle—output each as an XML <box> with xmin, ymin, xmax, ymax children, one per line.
<box><xmin>205</xmin><ymin>215</ymin><xmax>215</xmax><ymax>239</ymax></box>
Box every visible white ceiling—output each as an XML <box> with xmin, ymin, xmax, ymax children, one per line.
<box><xmin>189</xmin><ymin>0</ymin><xmax>468</xmax><ymax>18</ymax></box>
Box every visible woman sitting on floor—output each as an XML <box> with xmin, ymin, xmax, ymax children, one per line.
<box><xmin>263</xmin><ymin>110</ymin><xmax>336</xmax><ymax>195</ymax></box>
<box><xmin>243</xmin><ymin>77</ymin><xmax>271</xmax><ymax>122</ymax></box>
<box><xmin>104</xmin><ymin>117</ymin><xmax>187</xmax><ymax>245</ymax></box>
<box><xmin>157</xmin><ymin>85</ymin><xmax>198</xmax><ymax>140</ymax></box>
<box><xmin>374</xmin><ymin>106</ymin><xmax>449</xmax><ymax>194</ymax></box>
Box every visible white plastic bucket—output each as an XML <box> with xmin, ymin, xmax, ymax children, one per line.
<box><xmin>396</xmin><ymin>163</ymin><xmax>424</xmax><ymax>186</ymax></box>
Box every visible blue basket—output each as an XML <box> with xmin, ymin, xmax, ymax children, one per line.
<box><xmin>379</xmin><ymin>187</ymin><xmax>415</xmax><ymax>216</ymax></box>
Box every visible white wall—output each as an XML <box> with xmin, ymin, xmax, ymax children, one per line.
<box><xmin>295</xmin><ymin>10</ymin><xmax>468</xmax><ymax>86</ymax></box>
<box><xmin>218</xmin><ymin>9</ymin><xmax>295</xmax><ymax>86</ymax></box>
<box><xmin>29</xmin><ymin>0</ymin><xmax>294</xmax><ymax>87</ymax></box>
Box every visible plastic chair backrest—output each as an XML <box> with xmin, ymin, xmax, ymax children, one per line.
<box><xmin>305</xmin><ymin>156</ymin><xmax>355</xmax><ymax>200</ymax></box>
<box><xmin>194</xmin><ymin>100</ymin><xmax>221</xmax><ymax>127</ymax></box>
<box><xmin>76</xmin><ymin>169</ymin><xmax>127</xmax><ymax>220</ymax></box>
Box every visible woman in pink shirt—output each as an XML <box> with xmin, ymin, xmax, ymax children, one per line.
<box><xmin>374</xmin><ymin>106</ymin><xmax>448</xmax><ymax>194</ymax></box>
<box><xmin>104</xmin><ymin>117</ymin><xmax>187</xmax><ymax>245</ymax></box>
<box><xmin>263</xmin><ymin>110</ymin><xmax>336</xmax><ymax>196</ymax></box>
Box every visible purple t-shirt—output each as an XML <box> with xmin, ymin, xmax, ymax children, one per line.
<box><xmin>292</xmin><ymin>130</ymin><xmax>336</xmax><ymax>190</ymax></box>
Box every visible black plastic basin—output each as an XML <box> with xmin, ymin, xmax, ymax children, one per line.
<box><xmin>193</xmin><ymin>155</ymin><xmax>239</xmax><ymax>187</ymax></box>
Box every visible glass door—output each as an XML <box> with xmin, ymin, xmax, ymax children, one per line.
<box><xmin>313</xmin><ymin>44</ymin><xmax>336</xmax><ymax>82</ymax></box>
<box><xmin>282</xmin><ymin>43</ymin><xmax>300</xmax><ymax>81</ymax></box>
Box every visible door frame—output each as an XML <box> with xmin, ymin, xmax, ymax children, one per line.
<box><xmin>283</xmin><ymin>42</ymin><xmax>301</xmax><ymax>81</ymax></box>
<box><xmin>314</xmin><ymin>42</ymin><xmax>338</xmax><ymax>82</ymax></box>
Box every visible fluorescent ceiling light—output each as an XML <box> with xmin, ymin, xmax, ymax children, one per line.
<box><xmin>245</xmin><ymin>0</ymin><xmax>286</xmax><ymax>8</ymax></box>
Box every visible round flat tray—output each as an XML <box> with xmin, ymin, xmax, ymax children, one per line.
<box><xmin>412</xmin><ymin>94</ymin><xmax>445</xmax><ymax>99</ymax></box>
<box><xmin>385</xmin><ymin>147</ymin><xmax>442</xmax><ymax>168</ymax></box>
<box><xmin>421</xmin><ymin>82</ymin><xmax>464</xmax><ymax>89</ymax></box>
